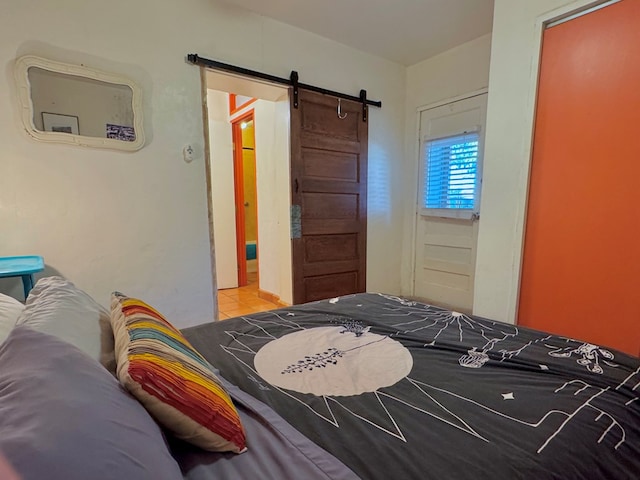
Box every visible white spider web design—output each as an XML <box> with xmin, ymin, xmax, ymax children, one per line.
<box><xmin>378</xmin><ymin>296</ymin><xmax>623</xmax><ymax>375</ymax></box>
<box><xmin>380</xmin><ymin>299</ymin><xmax>518</xmax><ymax>349</ymax></box>
<box><xmin>215</xmin><ymin>303</ymin><xmax>634</xmax><ymax>454</ymax></box>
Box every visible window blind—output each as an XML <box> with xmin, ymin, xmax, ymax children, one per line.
<box><xmin>424</xmin><ymin>133</ymin><xmax>479</xmax><ymax>210</ymax></box>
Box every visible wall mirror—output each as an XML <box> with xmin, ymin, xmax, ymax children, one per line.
<box><xmin>14</xmin><ymin>55</ymin><xmax>145</xmax><ymax>151</ymax></box>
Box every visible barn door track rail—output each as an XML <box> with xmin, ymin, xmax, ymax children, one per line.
<box><xmin>187</xmin><ymin>54</ymin><xmax>381</xmax><ymax>121</ymax></box>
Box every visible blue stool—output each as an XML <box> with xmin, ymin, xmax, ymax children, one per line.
<box><xmin>0</xmin><ymin>255</ymin><xmax>45</xmax><ymax>299</ymax></box>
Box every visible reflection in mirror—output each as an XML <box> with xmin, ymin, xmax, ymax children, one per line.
<box><xmin>14</xmin><ymin>56</ymin><xmax>144</xmax><ymax>151</ymax></box>
<box><xmin>29</xmin><ymin>67</ymin><xmax>134</xmax><ymax>139</ymax></box>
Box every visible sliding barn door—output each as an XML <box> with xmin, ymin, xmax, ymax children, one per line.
<box><xmin>519</xmin><ymin>0</ymin><xmax>640</xmax><ymax>356</ymax></box>
<box><xmin>290</xmin><ymin>90</ymin><xmax>367</xmax><ymax>304</ymax></box>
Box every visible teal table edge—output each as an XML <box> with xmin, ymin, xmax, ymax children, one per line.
<box><xmin>0</xmin><ymin>255</ymin><xmax>45</xmax><ymax>299</ymax></box>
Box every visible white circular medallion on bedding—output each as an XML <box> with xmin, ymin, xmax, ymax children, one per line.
<box><xmin>254</xmin><ymin>326</ymin><xmax>413</xmax><ymax>397</ymax></box>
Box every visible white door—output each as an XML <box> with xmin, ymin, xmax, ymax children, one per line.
<box><xmin>413</xmin><ymin>94</ymin><xmax>487</xmax><ymax>311</ymax></box>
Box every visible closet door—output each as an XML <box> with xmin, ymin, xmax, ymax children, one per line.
<box><xmin>518</xmin><ymin>0</ymin><xmax>640</xmax><ymax>356</ymax></box>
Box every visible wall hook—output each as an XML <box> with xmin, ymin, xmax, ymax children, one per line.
<box><xmin>337</xmin><ymin>98</ymin><xmax>348</xmax><ymax>119</ymax></box>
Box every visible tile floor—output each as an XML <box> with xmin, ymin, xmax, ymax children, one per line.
<box><xmin>217</xmin><ymin>272</ymin><xmax>282</xmax><ymax>319</ymax></box>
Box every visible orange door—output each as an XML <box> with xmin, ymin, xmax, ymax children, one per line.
<box><xmin>518</xmin><ymin>0</ymin><xmax>640</xmax><ymax>356</ymax></box>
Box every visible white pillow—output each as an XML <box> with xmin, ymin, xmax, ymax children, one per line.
<box><xmin>15</xmin><ymin>276</ymin><xmax>115</xmax><ymax>373</ymax></box>
<box><xmin>0</xmin><ymin>294</ymin><xmax>24</xmax><ymax>344</ymax></box>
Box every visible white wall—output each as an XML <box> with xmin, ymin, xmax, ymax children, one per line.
<box><xmin>0</xmin><ymin>0</ymin><xmax>405</xmax><ymax>324</ymax></box>
<box><xmin>207</xmin><ymin>89</ymin><xmax>237</xmax><ymax>290</ymax></box>
<box><xmin>401</xmin><ymin>34</ymin><xmax>492</xmax><ymax>295</ymax></box>
<box><xmin>474</xmin><ymin>0</ymin><xmax>605</xmax><ymax>323</ymax></box>
<box><xmin>273</xmin><ymin>98</ymin><xmax>293</xmax><ymax>305</ymax></box>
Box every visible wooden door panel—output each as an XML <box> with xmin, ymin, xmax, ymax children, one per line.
<box><xmin>304</xmin><ymin>234</ymin><xmax>358</xmax><ymax>263</ymax></box>
<box><xmin>303</xmin><ymin>219</ymin><xmax>362</xmax><ymax>235</ymax></box>
<box><xmin>423</xmin><ymin>268</ymin><xmax>471</xmax><ymax>288</ymax></box>
<box><xmin>304</xmin><ymin>272</ymin><xmax>359</xmax><ymax>302</ymax></box>
<box><xmin>301</xmin><ymin>101</ymin><xmax>362</xmax><ymax>141</ymax></box>
<box><xmin>302</xmin><ymin>180</ymin><xmax>361</xmax><ymax>194</ymax></box>
<box><xmin>519</xmin><ymin>0</ymin><xmax>640</xmax><ymax>356</ymax></box>
<box><xmin>303</xmin><ymin>193</ymin><xmax>359</xmax><ymax>219</ymax></box>
<box><xmin>300</xmin><ymin>133</ymin><xmax>361</xmax><ymax>153</ymax></box>
<box><xmin>424</xmin><ymin>244</ymin><xmax>472</xmax><ymax>265</ymax></box>
<box><xmin>303</xmin><ymin>261</ymin><xmax>360</xmax><ymax>277</ymax></box>
<box><xmin>423</xmin><ymin>257</ymin><xmax>473</xmax><ymax>277</ymax></box>
<box><xmin>291</xmin><ymin>89</ymin><xmax>367</xmax><ymax>304</ymax></box>
<box><xmin>302</xmin><ymin>149</ymin><xmax>359</xmax><ymax>182</ymax></box>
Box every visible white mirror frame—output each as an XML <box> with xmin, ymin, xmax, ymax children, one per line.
<box><xmin>14</xmin><ymin>55</ymin><xmax>145</xmax><ymax>151</ymax></box>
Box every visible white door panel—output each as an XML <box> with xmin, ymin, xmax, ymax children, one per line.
<box><xmin>413</xmin><ymin>94</ymin><xmax>487</xmax><ymax>311</ymax></box>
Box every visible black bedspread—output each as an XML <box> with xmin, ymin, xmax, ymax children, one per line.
<box><xmin>183</xmin><ymin>293</ymin><xmax>640</xmax><ymax>480</ymax></box>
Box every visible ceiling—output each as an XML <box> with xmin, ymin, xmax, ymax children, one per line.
<box><xmin>220</xmin><ymin>0</ymin><xmax>495</xmax><ymax>66</ymax></box>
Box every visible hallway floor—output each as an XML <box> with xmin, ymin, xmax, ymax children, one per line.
<box><xmin>217</xmin><ymin>272</ymin><xmax>281</xmax><ymax>319</ymax></box>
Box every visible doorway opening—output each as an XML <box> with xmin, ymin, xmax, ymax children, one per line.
<box><xmin>203</xmin><ymin>71</ymin><xmax>293</xmax><ymax>319</ymax></box>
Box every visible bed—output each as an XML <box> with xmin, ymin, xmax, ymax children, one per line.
<box><xmin>177</xmin><ymin>293</ymin><xmax>640</xmax><ymax>479</ymax></box>
<box><xmin>1</xmin><ymin>281</ymin><xmax>638</xmax><ymax>479</ymax></box>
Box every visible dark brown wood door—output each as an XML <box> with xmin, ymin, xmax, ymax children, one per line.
<box><xmin>290</xmin><ymin>89</ymin><xmax>368</xmax><ymax>304</ymax></box>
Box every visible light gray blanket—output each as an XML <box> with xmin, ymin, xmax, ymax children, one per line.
<box><xmin>172</xmin><ymin>375</ymin><xmax>360</xmax><ymax>480</ymax></box>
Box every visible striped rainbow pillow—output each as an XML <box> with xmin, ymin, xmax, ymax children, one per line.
<box><xmin>110</xmin><ymin>292</ymin><xmax>246</xmax><ymax>453</ymax></box>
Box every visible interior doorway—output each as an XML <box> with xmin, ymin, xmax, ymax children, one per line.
<box><xmin>201</xmin><ymin>67</ymin><xmax>373</xmax><ymax>316</ymax></box>
<box><xmin>203</xmin><ymin>71</ymin><xmax>293</xmax><ymax>317</ymax></box>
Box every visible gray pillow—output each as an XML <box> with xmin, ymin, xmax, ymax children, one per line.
<box><xmin>0</xmin><ymin>326</ymin><xmax>183</xmax><ymax>480</ymax></box>
<box><xmin>16</xmin><ymin>276</ymin><xmax>116</xmax><ymax>374</ymax></box>
<box><xmin>0</xmin><ymin>293</ymin><xmax>24</xmax><ymax>344</ymax></box>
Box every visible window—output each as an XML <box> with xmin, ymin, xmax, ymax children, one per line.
<box><xmin>422</xmin><ymin>132</ymin><xmax>480</xmax><ymax>217</ymax></box>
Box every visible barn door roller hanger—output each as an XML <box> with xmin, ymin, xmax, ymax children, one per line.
<box><xmin>187</xmin><ymin>54</ymin><xmax>381</xmax><ymax>122</ymax></box>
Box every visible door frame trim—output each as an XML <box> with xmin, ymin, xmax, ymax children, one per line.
<box><xmin>409</xmin><ymin>88</ymin><xmax>488</xmax><ymax>297</ymax></box>
<box><xmin>289</xmin><ymin>89</ymin><xmax>368</xmax><ymax>304</ymax></box>
<box><xmin>546</xmin><ymin>0</ymin><xmax>620</xmax><ymax>28</ymax></box>
<box><xmin>198</xmin><ymin>68</ymin><xmax>221</xmax><ymax>319</ymax></box>
<box><xmin>415</xmin><ymin>88</ymin><xmax>489</xmax><ymax>114</ymax></box>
